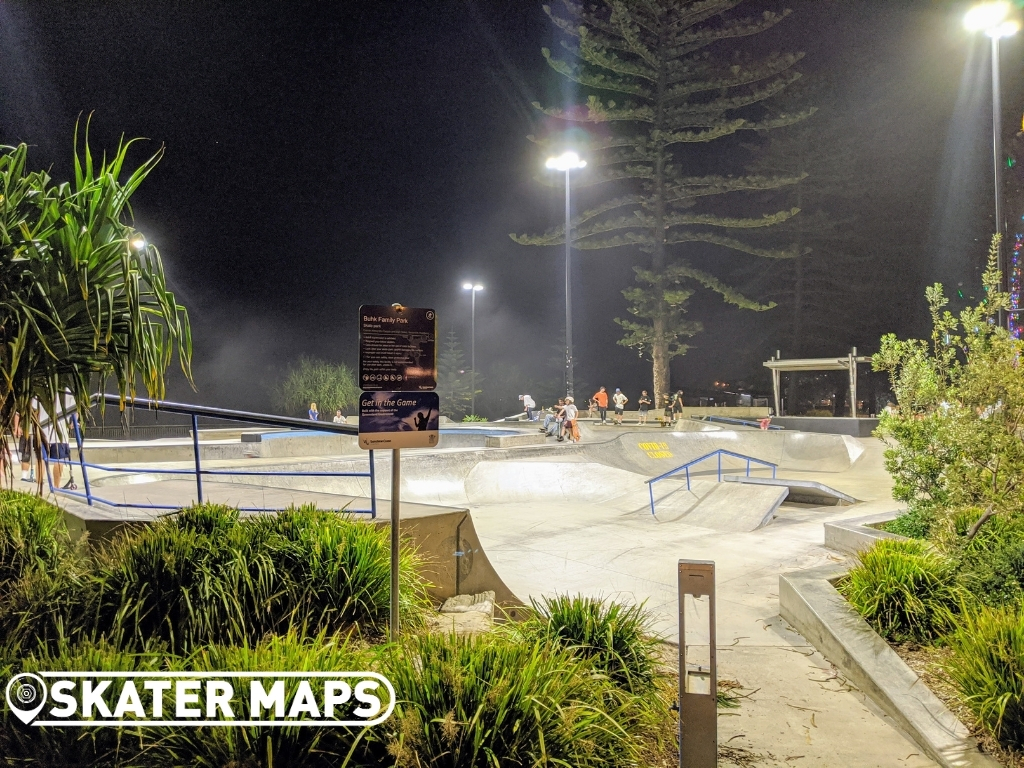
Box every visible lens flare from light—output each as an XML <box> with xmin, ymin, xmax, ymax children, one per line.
<box><xmin>964</xmin><ymin>2</ymin><xmax>1011</xmax><ymax>32</ymax></box>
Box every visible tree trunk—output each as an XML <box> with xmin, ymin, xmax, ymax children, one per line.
<box><xmin>652</xmin><ymin>316</ymin><xmax>669</xmax><ymax>407</ymax></box>
<box><xmin>649</xmin><ymin>22</ymin><xmax>670</xmax><ymax>405</ymax></box>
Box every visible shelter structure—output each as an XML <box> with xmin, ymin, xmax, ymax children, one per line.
<box><xmin>763</xmin><ymin>348</ymin><xmax>871</xmax><ymax>417</ymax></box>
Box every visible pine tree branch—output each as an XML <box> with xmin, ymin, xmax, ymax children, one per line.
<box><xmin>533</xmin><ymin>96</ymin><xmax>655</xmax><ymax>123</ymax></box>
<box><xmin>542</xmin><ymin>48</ymin><xmax>654</xmax><ymax>96</ymax></box>
<box><xmin>665</xmin><ymin>72</ymin><xmax>802</xmax><ymax>119</ymax></box>
<box><xmin>744</xmin><ymin>109</ymin><xmax>818</xmax><ymax>132</ymax></box>
<box><xmin>655</xmin><ymin>120</ymin><xmax>747</xmax><ymax>145</ymax></box>
<box><xmin>665</xmin><ymin>208</ymin><xmax>801</xmax><ymax>230</ymax></box>
<box><xmin>664</xmin><ymin>231</ymin><xmax>805</xmax><ymax>259</ymax></box>
<box><xmin>664</xmin><ymin>53</ymin><xmax>805</xmax><ymax>102</ymax></box>
<box><xmin>667</xmin><ymin>9</ymin><xmax>793</xmax><ymax>57</ymax></box>
<box><xmin>667</xmin><ymin>261</ymin><xmax>776</xmax><ymax>310</ymax></box>
<box><xmin>577</xmin><ymin>32</ymin><xmax>658</xmax><ymax>81</ymax></box>
<box><xmin>665</xmin><ymin>172</ymin><xmax>807</xmax><ymax>200</ymax></box>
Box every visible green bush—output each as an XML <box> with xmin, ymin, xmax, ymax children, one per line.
<box><xmin>379</xmin><ymin>632</ymin><xmax>644</xmax><ymax>768</ymax></box>
<box><xmin>518</xmin><ymin>594</ymin><xmax>661</xmax><ymax>694</ymax></box>
<box><xmin>878</xmin><ymin>504</ymin><xmax>934</xmax><ymax>539</ymax></box>
<box><xmin>0</xmin><ymin>490</ymin><xmax>76</xmax><ymax>586</ymax></box>
<box><xmin>945</xmin><ymin>604</ymin><xmax>1024</xmax><ymax>748</ymax></box>
<box><xmin>461</xmin><ymin>414</ymin><xmax>487</xmax><ymax>422</ymax></box>
<box><xmin>88</xmin><ymin>504</ymin><xmax>429</xmax><ymax>652</ymax></box>
<box><xmin>944</xmin><ymin>510</ymin><xmax>1024</xmax><ymax>608</ymax></box>
<box><xmin>839</xmin><ymin>538</ymin><xmax>959</xmax><ymax>642</ymax></box>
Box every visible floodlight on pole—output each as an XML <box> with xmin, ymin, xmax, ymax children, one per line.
<box><xmin>545</xmin><ymin>150</ymin><xmax>586</xmax><ymax>398</ymax></box>
<box><xmin>462</xmin><ymin>282</ymin><xmax>484</xmax><ymax>414</ymax></box>
<box><xmin>965</xmin><ymin>1</ymin><xmax>1019</xmax><ymax>329</ymax></box>
<box><xmin>130</xmin><ymin>236</ymin><xmax>147</xmax><ymax>251</ymax></box>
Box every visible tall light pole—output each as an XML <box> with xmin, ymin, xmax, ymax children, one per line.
<box><xmin>965</xmin><ymin>2</ymin><xmax>1020</xmax><ymax>329</ymax></box>
<box><xmin>462</xmin><ymin>282</ymin><xmax>483</xmax><ymax>414</ymax></box>
<box><xmin>545</xmin><ymin>151</ymin><xmax>586</xmax><ymax>397</ymax></box>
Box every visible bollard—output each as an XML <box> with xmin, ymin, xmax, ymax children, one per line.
<box><xmin>678</xmin><ymin>560</ymin><xmax>717</xmax><ymax>767</ymax></box>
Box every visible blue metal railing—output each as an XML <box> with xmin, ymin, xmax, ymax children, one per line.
<box><xmin>690</xmin><ymin>415</ymin><xmax>784</xmax><ymax>430</ymax></box>
<box><xmin>645</xmin><ymin>449</ymin><xmax>777</xmax><ymax>516</ymax></box>
<box><xmin>40</xmin><ymin>394</ymin><xmax>376</xmax><ymax>517</ymax></box>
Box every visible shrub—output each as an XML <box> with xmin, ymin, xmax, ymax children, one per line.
<box><xmin>839</xmin><ymin>538</ymin><xmax>959</xmax><ymax>642</ymax></box>
<box><xmin>88</xmin><ymin>504</ymin><xmax>430</xmax><ymax>652</ymax></box>
<box><xmin>461</xmin><ymin>414</ymin><xmax>487</xmax><ymax>422</ymax></box>
<box><xmin>945</xmin><ymin>604</ymin><xmax>1024</xmax><ymax>748</ymax></box>
<box><xmin>942</xmin><ymin>510</ymin><xmax>1024</xmax><ymax>608</ymax></box>
<box><xmin>0</xmin><ymin>490</ymin><xmax>76</xmax><ymax>586</ymax></box>
<box><xmin>517</xmin><ymin>594</ymin><xmax>661</xmax><ymax>694</ymax></box>
<box><xmin>379</xmin><ymin>632</ymin><xmax>643</xmax><ymax>768</ymax></box>
<box><xmin>143</xmin><ymin>632</ymin><xmax>383</xmax><ymax>768</ymax></box>
<box><xmin>879</xmin><ymin>504</ymin><xmax>935</xmax><ymax>539</ymax></box>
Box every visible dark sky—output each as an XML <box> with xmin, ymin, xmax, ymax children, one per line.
<box><xmin>1</xmin><ymin>0</ymin><xmax>1020</xmax><ymax>414</ymax></box>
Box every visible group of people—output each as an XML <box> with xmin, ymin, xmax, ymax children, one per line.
<box><xmin>523</xmin><ymin>387</ymin><xmax>689</xmax><ymax>441</ymax></box>
<box><xmin>5</xmin><ymin>394</ymin><xmax>77</xmax><ymax>491</ymax></box>
<box><xmin>308</xmin><ymin>402</ymin><xmax>348</xmax><ymax>424</ymax></box>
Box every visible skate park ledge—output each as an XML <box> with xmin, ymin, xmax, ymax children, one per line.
<box><xmin>780</xmin><ymin>563</ymin><xmax>999</xmax><ymax>768</ymax></box>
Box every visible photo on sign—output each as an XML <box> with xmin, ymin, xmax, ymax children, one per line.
<box><xmin>359</xmin><ymin>392</ymin><xmax>439</xmax><ymax>435</ymax></box>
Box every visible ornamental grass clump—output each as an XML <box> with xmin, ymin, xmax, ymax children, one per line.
<box><xmin>520</xmin><ymin>594</ymin><xmax>661</xmax><ymax>694</ymax></box>
<box><xmin>839</xmin><ymin>538</ymin><xmax>959</xmax><ymax>642</ymax></box>
<box><xmin>88</xmin><ymin>504</ymin><xmax>429</xmax><ymax>652</ymax></box>
<box><xmin>945</xmin><ymin>604</ymin><xmax>1024</xmax><ymax>748</ymax></box>
<box><xmin>0</xmin><ymin>490</ymin><xmax>77</xmax><ymax>586</ymax></box>
<box><xmin>380</xmin><ymin>632</ymin><xmax>642</xmax><ymax>768</ymax></box>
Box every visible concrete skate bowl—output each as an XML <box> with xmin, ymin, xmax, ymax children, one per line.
<box><xmin>563</xmin><ymin>429</ymin><xmax>863</xmax><ymax>477</ymax></box>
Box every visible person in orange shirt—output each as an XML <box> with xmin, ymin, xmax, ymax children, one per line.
<box><xmin>592</xmin><ymin>386</ymin><xmax>609</xmax><ymax>424</ymax></box>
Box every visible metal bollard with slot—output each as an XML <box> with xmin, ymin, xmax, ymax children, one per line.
<box><xmin>678</xmin><ymin>560</ymin><xmax>717</xmax><ymax>767</ymax></box>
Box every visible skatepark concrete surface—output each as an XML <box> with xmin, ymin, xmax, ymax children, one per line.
<box><xmin>53</xmin><ymin>423</ymin><xmax>936</xmax><ymax>766</ymax></box>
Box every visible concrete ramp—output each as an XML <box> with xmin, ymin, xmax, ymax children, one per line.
<box><xmin>723</xmin><ymin>475</ymin><xmax>857</xmax><ymax>506</ymax></box>
<box><xmin>670</xmin><ymin>482</ymin><xmax>788</xmax><ymax>532</ymax></box>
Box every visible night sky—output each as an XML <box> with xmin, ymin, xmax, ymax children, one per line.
<box><xmin>1</xmin><ymin>1</ymin><xmax>1020</xmax><ymax>414</ymax></box>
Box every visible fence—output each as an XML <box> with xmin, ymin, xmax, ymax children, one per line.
<box><xmin>41</xmin><ymin>394</ymin><xmax>377</xmax><ymax>516</ymax></box>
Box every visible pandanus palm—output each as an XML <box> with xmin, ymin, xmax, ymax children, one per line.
<box><xmin>0</xmin><ymin>124</ymin><xmax>192</xmax><ymax>480</ymax></box>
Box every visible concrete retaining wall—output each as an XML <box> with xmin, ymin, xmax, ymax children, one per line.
<box><xmin>780</xmin><ymin>564</ymin><xmax>999</xmax><ymax>768</ymax></box>
<box><xmin>771</xmin><ymin>416</ymin><xmax>880</xmax><ymax>437</ymax></box>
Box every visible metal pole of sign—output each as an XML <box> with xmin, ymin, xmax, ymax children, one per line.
<box><xmin>390</xmin><ymin>447</ymin><xmax>401</xmax><ymax>640</ymax></box>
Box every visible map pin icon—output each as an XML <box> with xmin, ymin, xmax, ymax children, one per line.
<box><xmin>5</xmin><ymin>673</ymin><xmax>48</xmax><ymax>725</ymax></box>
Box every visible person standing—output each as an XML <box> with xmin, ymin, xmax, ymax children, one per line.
<box><xmin>612</xmin><ymin>388</ymin><xmax>628</xmax><ymax>425</ymax></box>
<box><xmin>558</xmin><ymin>396</ymin><xmax>579</xmax><ymax>442</ymax></box>
<box><xmin>592</xmin><ymin>386</ymin><xmax>609</xmax><ymax>424</ymax></box>
<box><xmin>332</xmin><ymin>409</ymin><xmax>347</xmax><ymax>424</ymax></box>
<box><xmin>670</xmin><ymin>390</ymin><xmax>684</xmax><ymax>421</ymax></box>
<box><xmin>308</xmin><ymin>402</ymin><xmax>319</xmax><ymax>421</ymax></box>
<box><xmin>638</xmin><ymin>390</ymin><xmax>652</xmax><ymax>425</ymax></box>
<box><xmin>520</xmin><ymin>393</ymin><xmax>537</xmax><ymax>421</ymax></box>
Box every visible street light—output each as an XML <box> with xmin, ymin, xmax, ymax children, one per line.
<box><xmin>965</xmin><ymin>1</ymin><xmax>1019</xmax><ymax>328</ymax></box>
<box><xmin>462</xmin><ymin>282</ymin><xmax>483</xmax><ymax>415</ymax></box>
<box><xmin>545</xmin><ymin>150</ymin><xmax>586</xmax><ymax>397</ymax></box>
<box><xmin>130</xmin><ymin>236</ymin><xmax>147</xmax><ymax>251</ymax></box>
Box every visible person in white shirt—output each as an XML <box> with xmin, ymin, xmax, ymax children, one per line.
<box><xmin>612</xmin><ymin>388</ymin><xmax>628</xmax><ymax>425</ymax></box>
<box><xmin>40</xmin><ymin>393</ymin><xmax>76</xmax><ymax>490</ymax></box>
<box><xmin>332</xmin><ymin>409</ymin><xmax>347</xmax><ymax>424</ymax></box>
<box><xmin>519</xmin><ymin>394</ymin><xmax>537</xmax><ymax>421</ymax></box>
<box><xmin>558</xmin><ymin>397</ymin><xmax>579</xmax><ymax>442</ymax></box>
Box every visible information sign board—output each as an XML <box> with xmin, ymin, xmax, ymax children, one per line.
<box><xmin>358</xmin><ymin>305</ymin><xmax>436</xmax><ymax>391</ymax></box>
<box><xmin>358</xmin><ymin>391</ymin><xmax>440</xmax><ymax>450</ymax></box>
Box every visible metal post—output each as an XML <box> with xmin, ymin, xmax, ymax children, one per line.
<box><xmin>992</xmin><ymin>35</ymin><xmax>1007</xmax><ymax>329</ymax></box>
<box><xmin>649</xmin><ymin>482</ymin><xmax>656</xmax><ymax>517</ymax></box>
<box><xmin>746</xmin><ymin>458</ymin><xmax>751</xmax><ymax>477</ymax></box>
<box><xmin>390</xmin><ymin>447</ymin><xmax>401</xmax><ymax>640</ymax></box>
<box><xmin>72</xmin><ymin>415</ymin><xmax>92</xmax><ymax>505</ymax></box>
<box><xmin>685</xmin><ymin>466</ymin><xmax>690</xmax><ymax>491</ymax></box>
<box><xmin>678</xmin><ymin>560</ymin><xmax>717</xmax><ymax>768</ymax></box>
<box><xmin>717</xmin><ymin>451</ymin><xmax>721</xmax><ymax>482</ymax></box>
<box><xmin>565</xmin><ymin>168</ymin><xmax>574</xmax><ymax>398</ymax></box>
<box><xmin>849</xmin><ymin>347</ymin><xmax>858</xmax><ymax>418</ymax></box>
<box><xmin>191</xmin><ymin>414</ymin><xmax>203</xmax><ymax>504</ymax></box>
<box><xmin>368</xmin><ymin>449</ymin><xmax>377</xmax><ymax>519</ymax></box>
<box><xmin>470</xmin><ymin>288</ymin><xmax>476</xmax><ymax>415</ymax></box>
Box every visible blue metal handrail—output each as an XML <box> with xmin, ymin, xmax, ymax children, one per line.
<box><xmin>39</xmin><ymin>394</ymin><xmax>376</xmax><ymax>517</ymax></box>
<box><xmin>690</xmin><ymin>415</ymin><xmax>784</xmax><ymax>430</ymax></box>
<box><xmin>645</xmin><ymin>449</ymin><xmax>777</xmax><ymax>516</ymax></box>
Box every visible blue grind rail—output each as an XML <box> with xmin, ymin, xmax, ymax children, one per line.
<box><xmin>40</xmin><ymin>394</ymin><xmax>377</xmax><ymax>517</ymax></box>
<box><xmin>644</xmin><ymin>449</ymin><xmax>777</xmax><ymax>516</ymax></box>
<box><xmin>689</xmin><ymin>414</ymin><xmax>784</xmax><ymax>430</ymax></box>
